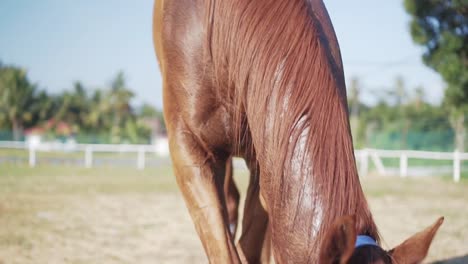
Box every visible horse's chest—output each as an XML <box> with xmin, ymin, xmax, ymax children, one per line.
<box><xmin>191</xmin><ymin>104</ymin><xmax>234</xmax><ymax>155</ymax></box>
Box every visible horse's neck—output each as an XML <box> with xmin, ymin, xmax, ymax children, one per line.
<box><xmin>207</xmin><ymin>0</ymin><xmax>379</xmax><ymax>249</ymax></box>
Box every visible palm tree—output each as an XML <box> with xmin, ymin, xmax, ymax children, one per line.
<box><xmin>0</xmin><ymin>65</ymin><xmax>36</xmax><ymax>140</ymax></box>
<box><xmin>52</xmin><ymin>82</ymin><xmax>92</xmax><ymax>134</ymax></box>
<box><xmin>70</xmin><ymin>81</ymin><xmax>90</xmax><ymax>130</ymax></box>
<box><xmin>28</xmin><ymin>90</ymin><xmax>55</xmax><ymax>127</ymax></box>
<box><xmin>108</xmin><ymin>72</ymin><xmax>134</xmax><ymax>142</ymax></box>
<box><xmin>86</xmin><ymin>89</ymin><xmax>107</xmax><ymax>131</ymax></box>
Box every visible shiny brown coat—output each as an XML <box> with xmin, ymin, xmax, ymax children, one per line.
<box><xmin>152</xmin><ymin>0</ymin><xmax>443</xmax><ymax>263</ymax></box>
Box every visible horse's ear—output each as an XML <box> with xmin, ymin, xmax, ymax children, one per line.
<box><xmin>389</xmin><ymin>217</ymin><xmax>444</xmax><ymax>264</ymax></box>
<box><xmin>319</xmin><ymin>215</ymin><xmax>357</xmax><ymax>264</ymax></box>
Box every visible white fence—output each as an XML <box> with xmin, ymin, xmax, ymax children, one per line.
<box><xmin>0</xmin><ymin>140</ymin><xmax>169</xmax><ymax>170</ymax></box>
<box><xmin>355</xmin><ymin>149</ymin><xmax>468</xmax><ymax>183</ymax></box>
<box><xmin>0</xmin><ymin>141</ymin><xmax>467</xmax><ymax>182</ymax></box>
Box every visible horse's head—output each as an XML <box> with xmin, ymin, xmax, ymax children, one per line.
<box><xmin>319</xmin><ymin>215</ymin><xmax>444</xmax><ymax>264</ymax></box>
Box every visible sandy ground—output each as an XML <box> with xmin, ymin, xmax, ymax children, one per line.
<box><xmin>0</xmin><ymin>194</ymin><xmax>206</xmax><ymax>264</ymax></box>
<box><xmin>0</xmin><ymin>166</ymin><xmax>467</xmax><ymax>264</ymax></box>
<box><xmin>369</xmin><ymin>195</ymin><xmax>468</xmax><ymax>264</ymax></box>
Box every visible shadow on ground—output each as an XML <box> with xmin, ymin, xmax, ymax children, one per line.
<box><xmin>432</xmin><ymin>255</ymin><xmax>468</xmax><ymax>264</ymax></box>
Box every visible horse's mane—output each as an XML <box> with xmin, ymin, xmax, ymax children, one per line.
<box><xmin>206</xmin><ymin>0</ymin><xmax>379</xmax><ymax>259</ymax></box>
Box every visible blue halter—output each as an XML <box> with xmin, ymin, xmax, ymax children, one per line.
<box><xmin>355</xmin><ymin>235</ymin><xmax>379</xmax><ymax>248</ymax></box>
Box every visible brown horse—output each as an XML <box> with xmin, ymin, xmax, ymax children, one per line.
<box><xmin>152</xmin><ymin>0</ymin><xmax>443</xmax><ymax>263</ymax></box>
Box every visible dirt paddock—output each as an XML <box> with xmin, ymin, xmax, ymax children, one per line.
<box><xmin>0</xmin><ymin>165</ymin><xmax>467</xmax><ymax>263</ymax></box>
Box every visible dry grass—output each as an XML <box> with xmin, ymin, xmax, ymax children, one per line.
<box><xmin>0</xmin><ymin>164</ymin><xmax>467</xmax><ymax>263</ymax></box>
<box><xmin>362</xmin><ymin>175</ymin><xmax>468</xmax><ymax>263</ymax></box>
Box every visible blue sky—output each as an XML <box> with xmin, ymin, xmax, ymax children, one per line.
<box><xmin>0</xmin><ymin>0</ymin><xmax>444</xmax><ymax>108</ymax></box>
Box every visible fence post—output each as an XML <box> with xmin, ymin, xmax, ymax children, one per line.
<box><xmin>29</xmin><ymin>145</ymin><xmax>36</xmax><ymax>167</ymax></box>
<box><xmin>137</xmin><ymin>147</ymin><xmax>145</xmax><ymax>170</ymax></box>
<box><xmin>400</xmin><ymin>153</ymin><xmax>408</xmax><ymax>178</ymax></box>
<box><xmin>453</xmin><ymin>150</ymin><xmax>460</xmax><ymax>183</ymax></box>
<box><xmin>359</xmin><ymin>149</ymin><xmax>369</xmax><ymax>177</ymax></box>
<box><xmin>370</xmin><ymin>152</ymin><xmax>386</xmax><ymax>176</ymax></box>
<box><xmin>85</xmin><ymin>146</ymin><xmax>93</xmax><ymax>168</ymax></box>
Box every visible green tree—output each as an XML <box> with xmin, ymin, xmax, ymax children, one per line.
<box><xmin>0</xmin><ymin>64</ymin><xmax>37</xmax><ymax>140</ymax></box>
<box><xmin>0</xmin><ymin>63</ymin><xmax>157</xmax><ymax>143</ymax></box>
<box><xmin>55</xmin><ymin>82</ymin><xmax>90</xmax><ymax>130</ymax></box>
<box><xmin>86</xmin><ymin>89</ymin><xmax>111</xmax><ymax>132</ymax></box>
<box><xmin>29</xmin><ymin>90</ymin><xmax>55</xmax><ymax>127</ymax></box>
<box><xmin>395</xmin><ymin>76</ymin><xmax>408</xmax><ymax>148</ymax></box>
<box><xmin>413</xmin><ymin>85</ymin><xmax>425</xmax><ymax>110</ymax></box>
<box><xmin>404</xmin><ymin>0</ymin><xmax>468</xmax><ymax>151</ymax></box>
<box><xmin>108</xmin><ymin>72</ymin><xmax>135</xmax><ymax>142</ymax></box>
<box><xmin>138</xmin><ymin>103</ymin><xmax>166</xmax><ymax>137</ymax></box>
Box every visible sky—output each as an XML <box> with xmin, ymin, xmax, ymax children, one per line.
<box><xmin>0</xmin><ymin>0</ymin><xmax>444</xmax><ymax>109</ymax></box>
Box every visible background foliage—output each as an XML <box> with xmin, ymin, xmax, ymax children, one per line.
<box><xmin>0</xmin><ymin>1</ymin><xmax>466</xmax><ymax>150</ymax></box>
<box><xmin>404</xmin><ymin>0</ymin><xmax>468</xmax><ymax>151</ymax></box>
<box><xmin>0</xmin><ymin>62</ymin><xmax>164</xmax><ymax>144</ymax></box>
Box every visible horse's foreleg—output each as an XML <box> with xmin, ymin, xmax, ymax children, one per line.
<box><xmin>237</xmin><ymin>167</ymin><xmax>270</xmax><ymax>263</ymax></box>
<box><xmin>169</xmin><ymin>129</ymin><xmax>240</xmax><ymax>263</ymax></box>
<box><xmin>224</xmin><ymin>157</ymin><xmax>240</xmax><ymax>236</ymax></box>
